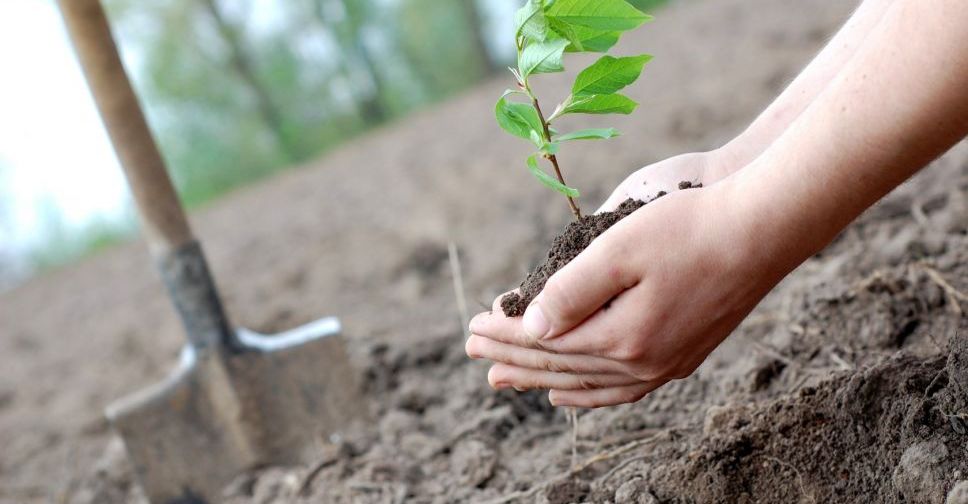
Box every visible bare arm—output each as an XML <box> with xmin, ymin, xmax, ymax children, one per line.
<box><xmin>717</xmin><ymin>0</ymin><xmax>896</xmax><ymax>170</ymax></box>
<box><xmin>737</xmin><ymin>0</ymin><xmax>968</xmax><ymax>270</ymax></box>
<box><xmin>602</xmin><ymin>0</ymin><xmax>896</xmax><ymax>208</ymax></box>
<box><xmin>468</xmin><ymin>0</ymin><xmax>968</xmax><ymax>408</ymax></box>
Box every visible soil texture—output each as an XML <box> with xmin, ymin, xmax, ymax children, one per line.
<box><xmin>1</xmin><ymin>1</ymin><xmax>966</xmax><ymax>503</ymax></box>
<box><xmin>501</xmin><ymin>198</ymin><xmax>646</xmax><ymax>317</ymax></box>
<box><xmin>502</xmin><ymin>183</ymin><xmax>701</xmax><ymax>317</ymax></box>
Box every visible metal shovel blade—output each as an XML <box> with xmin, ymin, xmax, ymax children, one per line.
<box><xmin>106</xmin><ymin>318</ymin><xmax>367</xmax><ymax>504</ymax></box>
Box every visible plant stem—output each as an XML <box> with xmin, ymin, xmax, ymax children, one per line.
<box><xmin>531</xmin><ymin>96</ymin><xmax>583</xmax><ymax>220</ymax></box>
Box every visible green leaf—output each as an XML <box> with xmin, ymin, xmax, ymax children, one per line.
<box><xmin>527</xmin><ymin>155</ymin><xmax>580</xmax><ymax>198</ymax></box>
<box><xmin>546</xmin><ymin>17</ymin><xmax>584</xmax><ymax>51</ymax></box>
<box><xmin>555</xmin><ymin>128</ymin><xmax>621</xmax><ymax>141</ymax></box>
<box><xmin>495</xmin><ymin>93</ymin><xmax>545</xmax><ymax>140</ymax></box>
<box><xmin>540</xmin><ymin>141</ymin><xmax>561</xmax><ymax>155</ymax></box>
<box><xmin>564</xmin><ymin>28</ymin><xmax>621</xmax><ymax>53</ymax></box>
<box><xmin>546</xmin><ymin>23</ymin><xmax>622</xmax><ymax>53</ymax></box>
<box><xmin>546</xmin><ymin>0</ymin><xmax>652</xmax><ymax>32</ymax></box>
<box><xmin>573</xmin><ymin>55</ymin><xmax>651</xmax><ymax>96</ymax></box>
<box><xmin>515</xmin><ymin>0</ymin><xmax>548</xmax><ymax>43</ymax></box>
<box><xmin>529</xmin><ymin>129</ymin><xmax>545</xmax><ymax>148</ymax></box>
<box><xmin>561</xmin><ymin>94</ymin><xmax>639</xmax><ymax>115</ymax></box>
<box><xmin>518</xmin><ymin>39</ymin><xmax>569</xmax><ymax>79</ymax></box>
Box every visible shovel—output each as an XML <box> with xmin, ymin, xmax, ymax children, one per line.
<box><xmin>57</xmin><ymin>1</ymin><xmax>367</xmax><ymax>502</ymax></box>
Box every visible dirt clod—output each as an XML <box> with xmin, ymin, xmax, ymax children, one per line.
<box><xmin>893</xmin><ymin>440</ymin><xmax>951</xmax><ymax>504</ymax></box>
<box><xmin>948</xmin><ymin>481</ymin><xmax>968</xmax><ymax>504</ymax></box>
<box><xmin>3</xmin><ymin>1</ymin><xmax>966</xmax><ymax>502</ymax></box>
<box><xmin>502</xmin><ymin>183</ymin><xmax>702</xmax><ymax>317</ymax></box>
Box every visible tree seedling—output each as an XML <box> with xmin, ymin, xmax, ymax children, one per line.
<box><xmin>496</xmin><ymin>0</ymin><xmax>653</xmax><ymax>220</ymax></box>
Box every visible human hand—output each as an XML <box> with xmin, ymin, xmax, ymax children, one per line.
<box><xmin>466</xmin><ymin>177</ymin><xmax>791</xmax><ymax>407</ymax></box>
<box><xmin>595</xmin><ymin>149</ymin><xmax>739</xmax><ymax>213</ymax></box>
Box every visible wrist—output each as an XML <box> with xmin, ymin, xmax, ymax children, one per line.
<box><xmin>705</xmin><ymin>134</ymin><xmax>760</xmax><ymax>183</ymax></box>
<box><xmin>718</xmin><ymin>163</ymin><xmax>823</xmax><ymax>280</ymax></box>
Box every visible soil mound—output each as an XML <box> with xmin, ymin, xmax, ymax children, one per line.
<box><xmin>2</xmin><ymin>0</ymin><xmax>964</xmax><ymax>502</ymax></box>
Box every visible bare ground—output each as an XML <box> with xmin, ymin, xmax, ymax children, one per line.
<box><xmin>1</xmin><ymin>0</ymin><xmax>966</xmax><ymax>502</ymax></box>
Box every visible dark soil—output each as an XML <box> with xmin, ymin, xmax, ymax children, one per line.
<box><xmin>4</xmin><ymin>1</ymin><xmax>966</xmax><ymax>503</ymax></box>
<box><xmin>501</xmin><ymin>183</ymin><xmax>700</xmax><ymax>317</ymax></box>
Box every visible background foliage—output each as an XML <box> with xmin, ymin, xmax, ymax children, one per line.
<box><xmin>106</xmin><ymin>0</ymin><xmax>664</xmax><ymax>207</ymax></box>
<box><xmin>0</xmin><ymin>0</ymin><xmax>666</xmax><ymax>288</ymax></box>
<box><xmin>107</xmin><ymin>0</ymin><xmax>509</xmax><ymax>206</ymax></box>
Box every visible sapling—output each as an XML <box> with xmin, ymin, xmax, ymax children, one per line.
<box><xmin>496</xmin><ymin>0</ymin><xmax>653</xmax><ymax>220</ymax></box>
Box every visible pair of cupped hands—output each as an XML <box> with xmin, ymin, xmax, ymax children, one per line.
<box><xmin>465</xmin><ymin>150</ymin><xmax>787</xmax><ymax>408</ymax></box>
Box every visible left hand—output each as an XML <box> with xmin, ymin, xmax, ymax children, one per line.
<box><xmin>466</xmin><ymin>176</ymin><xmax>790</xmax><ymax>408</ymax></box>
<box><xmin>594</xmin><ymin>150</ymin><xmax>735</xmax><ymax>213</ymax></box>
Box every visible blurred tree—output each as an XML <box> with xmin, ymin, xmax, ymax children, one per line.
<box><xmin>460</xmin><ymin>0</ymin><xmax>499</xmax><ymax>75</ymax></box>
<box><xmin>100</xmin><ymin>0</ymin><xmax>666</xmax><ymax>209</ymax></box>
<box><xmin>395</xmin><ymin>0</ymin><xmax>487</xmax><ymax>98</ymax></box>
<box><xmin>198</xmin><ymin>0</ymin><xmax>303</xmax><ymax>162</ymax></box>
<box><xmin>312</xmin><ymin>0</ymin><xmax>390</xmax><ymax>126</ymax></box>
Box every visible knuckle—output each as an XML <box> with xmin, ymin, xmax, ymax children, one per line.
<box><xmin>613</xmin><ymin>342</ymin><xmax>647</xmax><ymax>363</ymax></box>
<box><xmin>630</xmin><ymin>365</ymin><xmax>661</xmax><ymax>383</ymax></box>
<box><xmin>529</xmin><ymin>335</ymin><xmax>549</xmax><ymax>351</ymax></box>
<box><xmin>606</xmin><ymin>264</ymin><xmax>625</xmax><ymax>286</ymax></box>
<box><xmin>600</xmin><ymin>229</ymin><xmax>634</xmax><ymax>269</ymax></box>
<box><xmin>541</xmin><ymin>275</ymin><xmax>579</xmax><ymax>323</ymax></box>
<box><xmin>621</xmin><ymin>389</ymin><xmax>646</xmax><ymax>405</ymax></box>
<box><xmin>543</xmin><ymin>359</ymin><xmax>564</xmax><ymax>374</ymax></box>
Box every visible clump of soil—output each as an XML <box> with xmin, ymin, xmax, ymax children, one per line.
<box><xmin>501</xmin><ymin>182</ymin><xmax>701</xmax><ymax>317</ymax></box>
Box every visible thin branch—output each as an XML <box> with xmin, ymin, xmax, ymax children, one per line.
<box><xmin>531</xmin><ymin>97</ymin><xmax>582</xmax><ymax>220</ymax></box>
<box><xmin>569</xmin><ymin>408</ymin><xmax>580</xmax><ymax>468</ymax></box>
<box><xmin>763</xmin><ymin>456</ymin><xmax>816</xmax><ymax>504</ymax></box>
<box><xmin>914</xmin><ymin>263</ymin><xmax>967</xmax><ymax>315</ymax></box>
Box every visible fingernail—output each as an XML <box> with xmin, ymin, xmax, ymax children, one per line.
<box><xmin>522</xmin><ymin>299</ymin><xmax>551</xmax><ymax>340</ymax></box>
<box><xmin>548</xmin><ymin>391</ymin><xmax>561</xmax><ymax>406</ymax></box>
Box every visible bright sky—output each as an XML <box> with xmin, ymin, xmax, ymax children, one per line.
<box><xmin>0</xmin><ymin>0</ymin><xmax>131</xmax><ymax>257</ymax></box>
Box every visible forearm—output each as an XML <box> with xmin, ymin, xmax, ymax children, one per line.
<box><xmin>738</xmin><ymin>0</ymin><xmax>968</xmax><ymax>271</ymax></box>
<box><xmin>714</xmin><ymin>0</ymin><xmax>895</xmax><ymax>172</ymax></box>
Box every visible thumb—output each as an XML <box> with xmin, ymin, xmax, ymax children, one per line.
<box><xmin>522</xmin><ymin>228</ymin><xmax>638</xmax><ymax>341</ymax></box>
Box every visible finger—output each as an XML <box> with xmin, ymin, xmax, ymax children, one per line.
<box><xmin>487</xmin><ymin>363</ymin><xmax>640</xmax><ymax>391</ymax></box>
<box><xmin>465</xmin><ymin>335</ymin><xmax>624</xmax><ymax>374</ymax></box>
<box><xmin>522</xmin><ymin>229</ymin><xmax>640</xmax><ymax>342</ymax></box>
<box><xmin>467</xmin><ymin>291</ymin><xmax>520</xmax><ymax>340</ymax></box>
<box><xmin>537</xmin><ymin>283</ymin><xmax>647</xmax><ymax>359</ymax></box>
<box><xmin>474</xmin><ymin>286</ymin><xmax>646</xmax><ymax>359</ymax></box>
<box><xmin>469</xmin><ymin>309</ymin><xmax>542</xmax><ymax>349</ymax></box>
<box><xmin>548</xmin><ymin>381</ymin><xmax>665</xmax><ymax>408</ymax></box>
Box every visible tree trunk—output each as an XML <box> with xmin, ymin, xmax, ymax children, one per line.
<box><xmin>461</xmin><ymin>0</ymin><xmax>498</xmax><ymax>76</ymax></box>
<box><xmin>316</xmin><ymin>0</ymin><xmax>390</xmax><ymax>126</ymax></box>
<box><xmin>199</xmin><ymin>0</ymin><xmax>301</xmax><ymax>161</ymax></box>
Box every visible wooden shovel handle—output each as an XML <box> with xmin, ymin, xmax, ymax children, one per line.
<box><xmin>58</xmin><ymin>0</ymin><xmax>193</xmax><ymax>254</ymax></box>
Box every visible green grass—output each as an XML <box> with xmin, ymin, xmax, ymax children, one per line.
<box><xmin>26</xmin><ymin>214</ymin><xmax>134</xmax><ymax>273</ymax></box>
